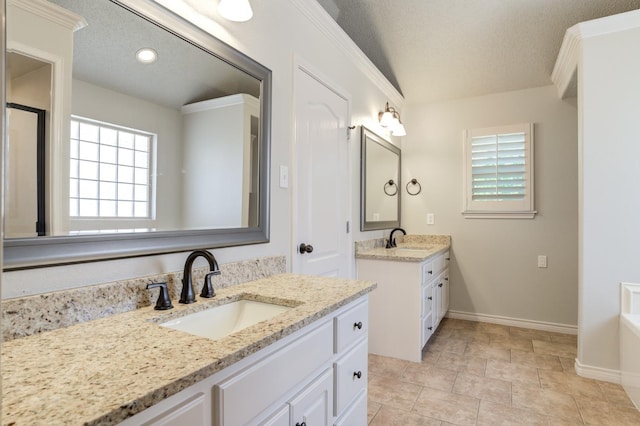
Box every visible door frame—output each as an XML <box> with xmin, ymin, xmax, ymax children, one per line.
<box><xmin>6</xmin><ymin>103</ymin><xmax>47</xmax><ymax>236</ymax></box>
<box><xmin>291</xmin><ymin>55</ymin><xmax>353</xmax><ymax>277</ymax></box>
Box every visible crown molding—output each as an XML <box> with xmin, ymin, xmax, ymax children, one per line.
<box><xmin>289</xmin><ymin>0</ymin><xmax>404</xmax><ymax>108</ymax></box>
<box><xmin>8</xmin><ymin>0</ymin><xmax>87</xmax><ymax>32</ymax></box>
<box><xmin>181</xmin><ymin>94</ymin><xmax>258</xmax><ymax>114</ymax></box>
<box><xmin>552</xmin><ymin>9</ymin><xmax>640</xmax><ymax>99</ymax></box>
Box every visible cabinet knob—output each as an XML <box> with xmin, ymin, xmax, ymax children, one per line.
<box><xmin>445</xmin><ymin>277</ymin><xmax>449</xmax><ymax>281</ymax></box>
<box><xmin>296</xmin><ymin>423</ymin><xmax>306</xmax><ymax>426</ymax></box>
<box><xmin>428</xmin><ymin>326</ymin><xmax>433</xmax><ymax>330</ymax></box>
<box><xmin>354</xmin><ymin>321</ymin><xmax>363</xmax><ymax>330</ymax></box>
<box><xmin>428</xmin><ymin>270</ymin><xmax>433</xmax><ymax>275</ymax></box>
<box><xmin>353</xmin><ymin>371</ymin><xmax>362</xmax><ymax>379</ymax></box>
<box><xmin>438</xmin><ymin>283</ymin><xmax>443</xmax><ymax>288</ymax></box>
<box><xmin>427</xmin><ymin>296</ymin><xmax>432</xmax><ymax>300</ymax></box>
<box><xmin>446</xmin><ymin>258</ymin><xmax>450</xmax><ymax>261</ymax></box>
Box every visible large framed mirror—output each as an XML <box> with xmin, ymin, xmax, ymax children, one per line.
<box><xmin>360</xmin><ymin>127</ymin><xmax>401</xmax><ymax>231</ymax></box>
<box><xmin>3</xmin><ymin>0</ymin><xmax>271</xmax><ymax>270</ymax></box>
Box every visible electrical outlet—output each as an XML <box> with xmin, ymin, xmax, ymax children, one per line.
<box><xmin>537</xmin><ymin>255</ymin><xmax>548</xmax><ymax>268</ymax></box>
<box><xmin>427</xmin><ymin>213</ymin><xmax>435</xmax><ymax>225</ymax></box>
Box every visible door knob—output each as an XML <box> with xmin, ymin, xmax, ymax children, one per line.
<box><xmin>299</xmin><ymin>243</ymin><xmax>314</xmax><ymax>254</ymax></box>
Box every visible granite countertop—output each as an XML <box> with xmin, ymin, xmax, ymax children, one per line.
<box><xmin>355</xmin><ymin>244</ymin><xmax>449</xmax><ymax>262</ymax></box>
<box><xmin>1</xmin><ymin>274</ymin><xmax>376</xmax><ymax>425</ymax></box>
<box><xmin>355</xmin><ymin>234</ymin><xmax>450</xmax><ymax>263</ymax></box>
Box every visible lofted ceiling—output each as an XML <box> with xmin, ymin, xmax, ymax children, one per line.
<box><xmin>316</xmin><ymin>0</ymin><xmax>640</xmax><ymax>103</ymax></box>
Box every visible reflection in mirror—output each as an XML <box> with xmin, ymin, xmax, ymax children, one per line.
<box><xmin>360</xmin><ymin>127</ymin><xmax>401</xmax><ymax>231</ymax></box>
<box><xmin>4</xmin><ymin>0</ymin><xmax>271</xmax><ymax>269</ymax></box>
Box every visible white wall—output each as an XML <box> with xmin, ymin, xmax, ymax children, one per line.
<box><xmin>71</xmin><ymin>79</ymin><xmax>183</xmax><ymax>232</ymax></box>
<box><xmin>578</xmin><ymin>22</ymin><xmax>640</xmax><ymax>373</ymax></box>
<box><xmin>2</xmin><ymin>0</ymin><xmax>401</xmax><ymax>298</ymax></box>
<box><xmin>181</xmin><ymin>98</ymin><xmax>245</xmax><ymax>229</ymax></box>
<box><xmin>402</xmin><ymin>85</ymin><xmax>579</xmax><ymax>327</ymax></box>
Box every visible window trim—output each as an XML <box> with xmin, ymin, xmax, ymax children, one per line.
<box><xmin>462</xmin><ymin>123</ymin><xmax>536</xmax><ymax>219</ymax></box>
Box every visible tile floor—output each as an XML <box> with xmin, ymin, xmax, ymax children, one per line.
<box><xmin>367</xmin><ymin>318</ymin><xmax>640</xmax><ymax>425</ymax></box>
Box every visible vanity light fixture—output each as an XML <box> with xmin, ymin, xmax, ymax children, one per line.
<box><xmin>218</xmin><ymin>0</ymin><xmax>253</xmax><ymax>22</ymax></box>
<box><xmin>378</xmin><ymin>102</ymin><xmax>407</xmax><ymax>136</ymax></box>
<box><xmin>136</xmin><ymin>48</ymin><xmax>158</xmax><ymax>64</ymax></box>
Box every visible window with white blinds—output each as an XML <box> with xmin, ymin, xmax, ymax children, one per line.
<box><xmin>463</xmin><ymin>123</ymin><xmax>536</xmax><ymax>218</ymax></box>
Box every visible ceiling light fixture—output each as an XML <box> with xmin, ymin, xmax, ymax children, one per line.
<box><xmin>136</xmin><ymin>48</ymin><xmax>158</xmax><ymax>64</ymax></box>
<box><xmin>218</xmin><ymin>0</ymin><xmax>253</xmax><ymax>22</ymax></box>
<box><xmin>378</xmin><ymin>102</ymin><xmax>406</xmax><ymax>137</ymax></box>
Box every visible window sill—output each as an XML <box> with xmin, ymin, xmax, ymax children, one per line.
<box><xmin>462</xmin><ymin>211</ymin><xmax>537</xmax><ymax>219</ymax></box>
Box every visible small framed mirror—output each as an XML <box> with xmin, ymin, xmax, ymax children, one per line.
<box><xmin>360</xmin><ymin>127</ymin><xmax>401</xmax><ymax>231</ymax></box>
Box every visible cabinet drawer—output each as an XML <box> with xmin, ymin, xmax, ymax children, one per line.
<box><xmin>334</xmin><ymin>339</ymin><xmax>368</xmax><ymax>416</ymax></box>
<box><xmin>421</xmin><ymin>312</ymin><xmax>434</xmax><ymax>347</ymax></box>
<box><xmin>421</xmin><ymin>260</ymin><xmax>435</xmax><ymax>285</ymax></box>
<box><xmin>334</xmin><ymin>390</ymin><xmax>366</xmax><ymax>426</ymax></box>
<box><xmin>214</xmin><ymin>320</ymin><xmax>333</xmax><ymax>425</ymax></box>
<box><xmin>421</xmin><ymin>284</ymin><xmax>433</xmax><ymax>317</ymax></box>
<box><xmin>334</xmin><ymin>300</ymin><xmax>368</xmax><ymax>353</ymax></box>
<box><xmin>432</xmin><ymin>255</ymin><xmax>446</xmax><ymax>276</ymax></box>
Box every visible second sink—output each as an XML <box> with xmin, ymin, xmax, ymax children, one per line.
<box><xmin>161</xmin><ymin>300</ymin><xmax>292</xmax><ymax>340</ymax></box>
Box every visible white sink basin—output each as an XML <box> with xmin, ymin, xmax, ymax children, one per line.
<box><xmin>161</xmin><ymin>300</ymin><xmax>292</xmax><ymax>340</ymax></box>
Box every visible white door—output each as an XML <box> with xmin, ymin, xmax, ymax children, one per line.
<box><xmin>293</xmin><ymin>66</ymin><xmax>350</xmax><ymax>278</ymax></box>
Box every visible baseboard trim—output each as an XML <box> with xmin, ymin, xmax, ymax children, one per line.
<box><xmin>446</xmin><ymin>310</ymin><xmax>578</xmax><ymax>335</ymax></box>
<box><xmin>575</xmin><ymin>359</ymin><xmax>622</xmax><ymax>384</ymax></box>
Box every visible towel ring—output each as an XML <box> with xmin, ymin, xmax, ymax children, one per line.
<box><xmin>384</xmin><ymin>179</ymin><xmax>398</xmax><ymax>196</ymax></box>
<box><xmin>406</xmin><ymin>178</ymin><xmax>421</xmax><ymax>196</ymax></box>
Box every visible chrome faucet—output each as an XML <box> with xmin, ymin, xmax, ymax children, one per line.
<box><xmin>180</xmin><ymin>250</ymin><xmax>221</xmax><ymax>304</ymax></box>
<box><xmin>386</xmin><ymin>227</ymin><xmax>406</xmax><ymax>248</ymax></box>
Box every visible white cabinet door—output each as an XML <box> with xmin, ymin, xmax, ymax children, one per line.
<box><xmin>143</xmin><ymin>393</ymin><xmax>206</xmax><ymax>426</ymax></box>
<box><xmin>290</xmin><ymin>369</ymin><xmax>333</xmax><ymax>426</ymax></box>
<box><xmin>442</xmin><ymin>270</ymin><xmax>450</xmax><ymax>318</ymax></box>
<box><xmin>260</xmin><ymin>405</ymin><xmax>290</xmax><ymax>426</ymax></box>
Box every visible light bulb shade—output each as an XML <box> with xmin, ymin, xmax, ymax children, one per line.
<box><xmin>392</xmin><ymin>123</ymin><xmax>406</xmax><ymax>137</ymax></box>
<box><xmin>218</xmin><ymin>0</ymin><xmax>253</xmax><ymax>22</ymax></box>
<box><xmin>390</xmin><ymin>115</ymin><xmax>400</xmax><ymax>129</ymax></box>
<box><xmin>379</xmin><ymin>111</ymin><xmax>394</xmax><ymax>127</ymax></box>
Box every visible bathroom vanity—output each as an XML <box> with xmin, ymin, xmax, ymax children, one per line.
<box><xmin>1</xmin><ymin>274</ymin><xmax>375</xmax><ymax>425</ymax></box>
<box><xmin>356</xmin><ymin>235</ymin><xmax>450</xmax><ymax>362</ymax></box>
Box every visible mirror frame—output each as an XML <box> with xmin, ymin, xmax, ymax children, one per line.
<box><xmin>3</xmin><ymin>0</ymin><xmax>271</xmax><ymax>270</ymax></box>
<box><xmin>360</xmin><ymin>126</ymin><xmax>401</xmax><ymax>231</ymax></box>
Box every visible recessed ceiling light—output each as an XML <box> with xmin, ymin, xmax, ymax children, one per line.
<box><xmin>136</xmin><ymin>48</ymin><xmax>158</xmax><ymax>64</ymax></box>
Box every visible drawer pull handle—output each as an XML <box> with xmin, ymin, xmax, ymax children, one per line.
<box><xmin>438</xmin><ymin>283</ymin><xmax>443</xmax><ymax>287</ymax></box>
<box><xmin>354</xmin><ymin>321</ymin><xmax>363</xmax><ymax>330</ymax></box>
<box><xmin>428</xmin><ymin>326</ymin><xmax>433</xmax><ymax>330</ymax></box>
<box><xmin>445</xmin><ymin>277</ymin><xmax>449</xmax><ymax>281</ymax></box>
<box><xmin>353</xmin><ymin>371</ymin><xmax>362</xmax><ymax>379</ymax></box>
<box><xmin>428</xmin><ymin>270</ymin><xmax>433</xmax><ymax>275</ymax></box>
<box><xmin>296</xmin><ymin>423</ymin><xmax>306</xmax><ymax>426</ymax></box>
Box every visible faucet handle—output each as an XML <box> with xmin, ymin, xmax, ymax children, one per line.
<box><xmin>146</xmin><ymin>282</ymin><xmax>174</xmax><ymax>310</ymax></box>
<box><xmin>200</xmin><ymin>272</ymin><xmax>217</xmax><ymax>299</ymax></box>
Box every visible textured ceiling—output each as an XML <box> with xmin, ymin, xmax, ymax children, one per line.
<box><xmin>317</xmin><ymin>0</ymin><xmax>640</xmax><ymax>102</ymax></box>
<box><xmin>46</xmin><ymin>0</ymin><xmax>260</xmax><ymax>109</ymax></box>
